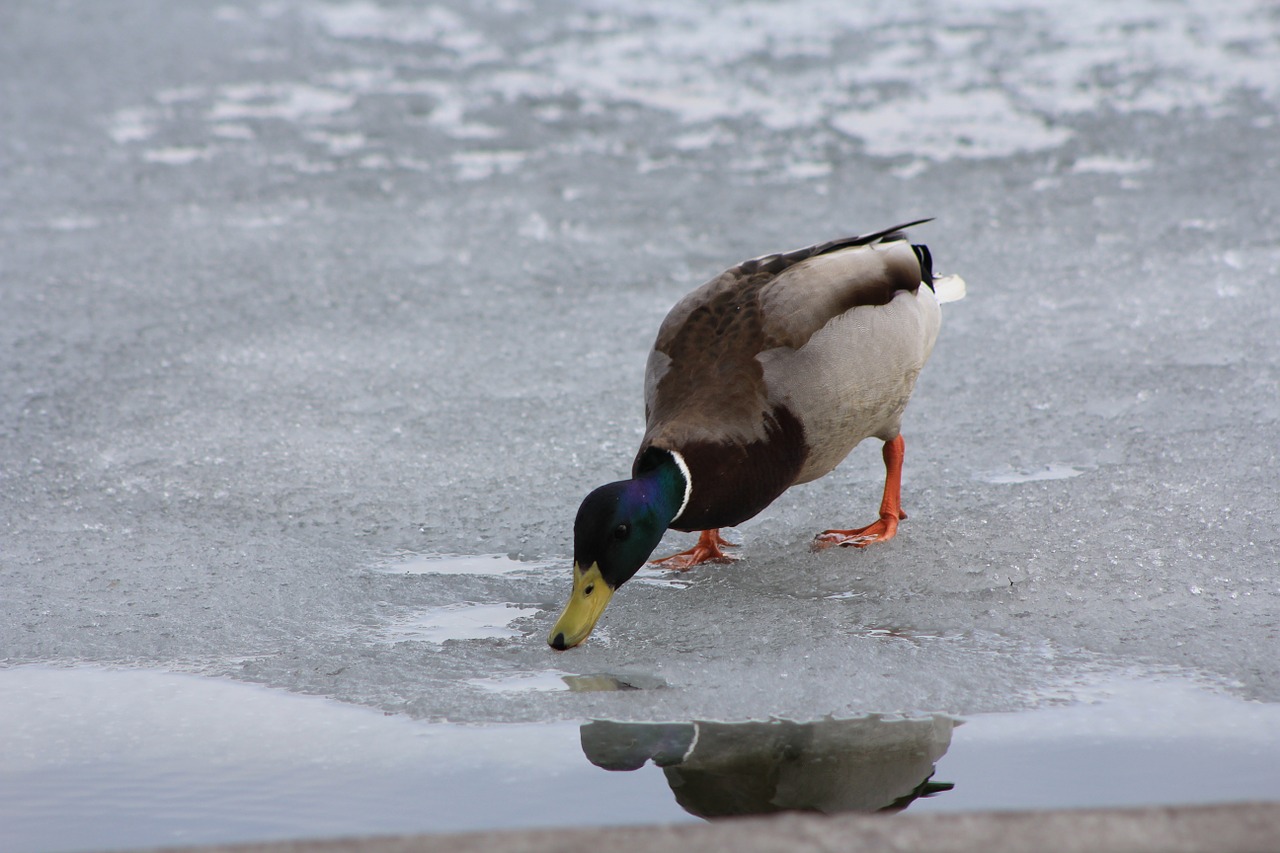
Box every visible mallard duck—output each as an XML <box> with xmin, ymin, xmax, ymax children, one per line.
<box><xmin>549</xmin><ymin>220</ymin><xmax>965</xmax><ymax>650</ymax></box>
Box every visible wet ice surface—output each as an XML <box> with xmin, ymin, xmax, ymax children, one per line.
<box><xmin>3</xmin><ymin>0</ymin><xmax>1280</xmax><ymax>843</ymax></box>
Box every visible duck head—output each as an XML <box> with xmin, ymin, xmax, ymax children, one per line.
<box><xmin>548</xmin><ymin>454</ymin><xmax>686</xmax><ymax>650</ymax></box>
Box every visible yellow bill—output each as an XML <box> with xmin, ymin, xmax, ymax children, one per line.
<box><xmin>548</xmin><ymin>562</ymin><xmax>614</xmax><ymax>650</ymax></box>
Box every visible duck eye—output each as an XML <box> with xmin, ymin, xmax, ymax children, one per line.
<box><xmin>613</xmin><ymin>523</ymin><xmax>631</xmax><ymax>541</ymax></box>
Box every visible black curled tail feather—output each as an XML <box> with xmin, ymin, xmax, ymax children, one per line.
<box><xmin>912</xmin><ymin>243</ymin><xmax>935</xmax><ymax>289</ymax></box>
<box><xmin>738</xmin><ymin>218</ymin><xmax>936</xmax><ymax>278</ymax></box>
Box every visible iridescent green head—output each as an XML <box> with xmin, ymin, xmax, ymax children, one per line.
<box><xmin>548</xmin><ymin>452</ymin><xmax>687</xmax><ymax>650</ymax></box>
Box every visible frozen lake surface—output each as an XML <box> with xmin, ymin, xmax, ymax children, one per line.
<box><xmin>3</xmin><ymin>0</ymin><xmax>1279</xmax><ymax>848</ymax></box>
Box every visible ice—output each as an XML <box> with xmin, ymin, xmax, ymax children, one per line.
<box><xmin>143</xmin><ymin>146</ymin><xmax>214</xmax><ymax>165</ymax></box>
<box><xmin>833</xmin><ymin>90</ymin><xmax>1075</xmax><ymax>160</ymax></box>
<box><xmin>208</xmin><ymin>82</ymin><xmax>357</xmax><ymax>123</ymax></box>
<box><xmin>311</xmin><ymin>1</ymin><xmax>497</xmax><ymax>59</ymax></box>
<box><xmin>2</xmin><ymin>0</ymin><xmax>1279</xmax><ymax>742</ymax></box>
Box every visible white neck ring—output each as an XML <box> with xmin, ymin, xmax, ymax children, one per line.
<box><xmin>668</xmin><ymin>449</ymin><xmax>693</xmax><ymax>524</ymax></box>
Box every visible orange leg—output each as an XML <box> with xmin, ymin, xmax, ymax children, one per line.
<box><xmin>814</xmin><ymin>435</ymin><xmax>908</xmax><ymax>549</ymax></box>
<box><xmin>650</xmin><ymin>528</ymin><xmax>739</xmax><ymax>570</ymax></box>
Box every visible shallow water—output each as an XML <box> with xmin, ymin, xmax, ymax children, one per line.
<box><xmin>4</xmin><ymin>666</ymin><xmax>1279</xmax><ymax>853</ymax></box>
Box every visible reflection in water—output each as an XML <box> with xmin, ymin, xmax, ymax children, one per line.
<box><xmin>581</xmin><ymin>715</ymin><xmax>956</xmax><ymax>819</ymax></box>
<box><xmin>562</xmin><ymin>673</ymin><xmax>669</xmax><ymax>692</ymax></box>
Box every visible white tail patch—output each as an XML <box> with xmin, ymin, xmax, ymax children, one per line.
<box><xmin>932</xmin><ymin>274</ymin><xmax>967</xmax><ymax>304</ymax></box>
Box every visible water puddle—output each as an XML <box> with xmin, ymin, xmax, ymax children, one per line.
<box><xmin>631</xmin><ymin>565</ymin><xmax>697</xmax><ymax>589</ymax></box>
<box><xmin>0</xmin><ymin>667</ymin><xmax>680</xmax><ymax>853</ymax></box>
<box><xmin>911</xmin><ymin>675</ymin><xmax>1280</xmax><ymax>813</ymax></box>
<box><xmin>565</xmin><ymin>673</ymin><xmax>669</xmax><ymax>692</ymax></box>
<box><xmin>465</xmin><ymin>670</ymin><xmax>670</xmax><ymax>694</ymax></box>
<box><xmin>975</xmin><ymin>463</ymin><xmax>1090</xmax><ymax>484</ymax></box>
<box><xmin>3</xmin><ymin>667</ymin><xmax>1279</xmax><ymax>853</ymax></box>
<box><xmin>465</xmin><ymin>670</ymin><xmax>572</xmax><ymax>693</ymax></box>
<box><xmin>380</xmin><ymin>603</ymin><xmax>538</xmax><ymax>643</ymax></box>
<box><xmin>855</xmin><ymin>627</ymin><xmax>954</xmax><ymax>642</ymax></box>
<box><xmin>373</xmin><ymin>553</ymin><xmax>550</xmax><ymax>576</ymax></box>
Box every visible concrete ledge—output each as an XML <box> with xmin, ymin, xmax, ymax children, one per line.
<box><xmin>157</xmin><ymin>802</ymin><xmax>1280</xmax><ymax>853</ymax></box>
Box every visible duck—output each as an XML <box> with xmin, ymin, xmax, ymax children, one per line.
<box><xmin>549</xmin><ymin>219</ymin><xmax>965</xmax><ymax>650</ymax></box>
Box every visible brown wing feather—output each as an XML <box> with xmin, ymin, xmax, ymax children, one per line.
<box><xmin>645</xmin><ymin>267</ymin><xmax>775</xmax><ymax>447</ymax></box>
<box><xmin>759</xmin><ymin>240</ymin><xmax>925</xmax><ymax>350</ymax></box>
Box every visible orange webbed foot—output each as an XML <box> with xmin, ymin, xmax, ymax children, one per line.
<box><xmin>650</xmin><ymin>528</ymin><xmax>739</xmax><ymax>571</ymax></box>
<box><xmin>815</xmin><ymin>435</ymin><xmax>909</xmax><ymax>550</ymax></box>
<box><xmin>813</xmin><ymin>510</ymin><xmax>907</xmax><ymax>549</ymax></box>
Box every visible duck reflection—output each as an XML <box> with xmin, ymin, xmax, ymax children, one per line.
<box><xmin>580</xmin><ymin>715</ymin><xmax>956</xmax><ymax>819</ymax></box>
